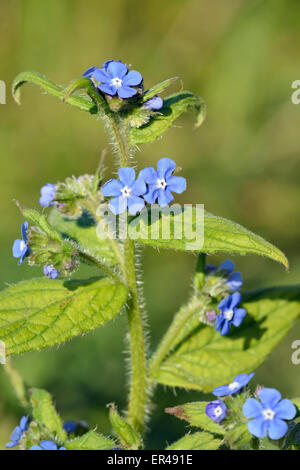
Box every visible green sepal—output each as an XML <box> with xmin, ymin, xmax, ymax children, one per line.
<box><xmin>30</xmin><ymin>388</ymin><xmax>67</xmax><ymax>443</ymax></box>
<box><xmin>141</xmin><ymin>77</ymin><xmax>179</xmax><ymax>102</ymax></box>
<box><xmin>108</xmin><ymin>404</ymin><xmax>143</xmax><ymax>449</ymax></box>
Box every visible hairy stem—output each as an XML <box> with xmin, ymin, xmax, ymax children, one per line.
<box><xmin>5</xmin><ymin>359</ymin><xmax>29</xmax><ymax>409</ymax></box>
<box><xmin>149</xmin><ymin>295</ymin><xmax>210</xmax><ymax>378</ymax></box>
<box><xmin>109</xmin><ymin>115</ymin><xmax>148</xmax><ymax>433</ymax></box>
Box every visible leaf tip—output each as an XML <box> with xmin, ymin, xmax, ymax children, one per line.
<box><xmin>165</xmin><ymin>405</ymin><xmax>185</xmax><ymax>419</ymax></box>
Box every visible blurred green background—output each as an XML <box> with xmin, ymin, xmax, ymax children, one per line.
<box><xmin>1</xmin><ymin>0</ymin><xmax>300</xmax><ymax>449</ymax></box>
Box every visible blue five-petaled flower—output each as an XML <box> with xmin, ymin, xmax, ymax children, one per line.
<box><xmin>243</xmin><ymin>388</ymin><xmax>296</xmax><ymax>440</ymax></box>
<box><xmin>102</xmin><ymin>168</ymin><xmax>146</xmax><ymax>215</ymax></box>
<box><xmin>30</xmin><ymin>440</ymin><xmax>66</xmax><ymax>450</ymax></box>
<box><xmin>6</xmin><ymin>416</ymin><xmax>29</xmax><ymax>448</ymax></box>
<box><xmin>84</xmin><ymin>60</ymin><xmax>143</xmax><ymax>99</ymax></box>
<box><xmin>213</xmin><ymin>373</ymin><xmax>255</xmax><ymax>397</ymax></box>
<box><xmin>39</xmin><ymin>183</ymin><xmax>56</xmax><ymax>207</ymax></box>
<box><xmin>215</xmin><ymin>292</ymin><xmax>246</xmax><ymax>336</ymax></box>
<box><xmin>140</xmin><ymin>158</ymin><xmax>187</xmax><ymax>208</ymax></box>
<box><xmin>12</xmin><ymin>222</ymin><xmax>30</xmax><ymax>265</ymax></box>
<box><xmin>205</xmin><ymin>400</ymin><xmax>227</xmax><ymax>423</ymax></box>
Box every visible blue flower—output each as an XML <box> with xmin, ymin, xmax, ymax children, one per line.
<box><xmin>213</xmin><ymin>373</ymin><xmax>255</xmax><ymax>397</ymax></box>
<box><xmin>91</xmin><ymin>60</ymin><xmax>142</xmax><ymax>99</ymax></box>
<box><xmin>205</xmin><ymin>400</ymin><xmax>227</xmax><ymax>423</ymax></box>
<box><xmin>143</xmin><ymin>95</ymin><xmax>163</xmax><ymax>110</ymax></box>
<box><xmin>140</xmin><ymin>158</ymin><xmax>186</xmax><ymax>208</ymax></box>
<box><xmin>12</xmin><ymin>222</ymin><xmax>30</xmax><ymax>265</ymax></box>
<box><xmin>102</xmin><ymin>168</ymin><xmax>146</xmax><ymax>215</ymax></box>
<box><xmin>44</xmin><ymin>265</ymin><xmax>59</xmax><ymax>279</ymax></box>
<box><xmin>205</xmin><ymin>259</ymin><xmax>243</xmax><ymax>292</ymax></box>
<box><xmin>30</xmin><ymin>440</ymin><xmax>66</xmax><ymax>450</ymax></box>
<box><xmin>215</xmin><ymin>292</ymin><xmax>246</xmax><ymax>336</ymax></box>
<box><xmin>63</xmin><ymin>420</ymin><xmax>88</xmax><ymax>435</ymax></box>
<box><xmin>6</xmin><ymin>416</ymin><xmax>29</xmax><ymax>448</ymax></box>
<box><xmin>39</xmin><ymin>183</ymin><xmax>56</xmax><ymax>207</ymax></box>
<box><xmin>243</xmin><ymin>388</ymin><xmax>296</xmax><ymax>440</ymax></box>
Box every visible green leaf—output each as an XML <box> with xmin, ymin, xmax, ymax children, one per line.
<box><xmin>165</xmin><ymin>402</ymin><xmax>225</xmax><ymax>435</ymax></box>
<box><xmin>141</xmin><ymin>77</ymin><xmax>179</xmax><ymax>102</ymax></box>
<box><xmin>66</xmin><ymin>431</ymin><xmax>116</xmax><ymax>450</ymax></box>
<box><xmin>108</xmin><ymin>404</ymin><xmax>142</xmax><ymax>449</ymax></box>
<box><xmin>49</xmin><ymin>209</ymin><xmax>118</xmax><ymax>267</ymax></box>
<box><xmin>166</xmin><ymin>432</ymin><xmax>222</xmax><ymax>450</ymax></box>
<box><xmin>12</xmin><ymin>71</ymin><xmax>97</xmax><ymax>115</ymax></box>
<box><xmin>153</xmin><ymin>286</ymin><xmax>300</xmax><ymax>391</ymax></box>
<box><xmin>129</xmin><ymin>91</ymin><xmax>206</xmax><ymax>145</ymax></box>
<box><xmin>0</xmin><ymin>277</ymin><xmax>128</xmax><ymax>356</ymax></box>
<box><xmin>128</xmin><ymin>207</ymin><xmax>288</xmax><ymax>268</ymax></box>
<box><xmin>30</xmin><ymin>388</ymin><xmax>67</xmax><ymax>443</ymax></box>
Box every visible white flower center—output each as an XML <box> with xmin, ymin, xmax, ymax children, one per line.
<box><xmin>224</xmin><ymin>309</ymin><xmax>234</xmax><ymax>321</ymax></box>
<box><xmin>262</xmin><ymin>408</ymin><xmax>275</xmax><ymax>421</ymax></box>
<box><xmin>111</xmin><ymin>77</ymin><xmax>123</xmax><ymax>88</ymax></box>
<box><xmin>228</xmin><ymin>381</ymin><xmax>240</xmax><ymax>391</ymax></box>
<box><xmin>20</xmin><ymin>240</ymin><xmax>26</xmax><ymax>252</ymax></box>
<box><xmin>156</xmin><ymin>178</ymin><xmax>167</xmax><ymax>190</ymax></box>
<box><xmin>121</xmin><ymin>186</ymin><xmax>131</xmax><ymax>198</ymax></box>
<box><xmin>214</xmin><ymin>406</ymin><xmax>223</xmax><ymax>418</ymax></box>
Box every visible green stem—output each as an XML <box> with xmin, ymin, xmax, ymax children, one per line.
<box><xmin>149</xmin><ymin>295</ymin><xmax>210</xmax><ymax>378</ymax></box>
<box><xmin>79</xmin><ymin>251</ymin><xmax>121</xmax><ymax>283</ymax></box>
<box><xmin>109</xmin><ymin>114</ymin><xmax>148</xmax><ymax>433</ymax></box>
<box><xmin>5</xmin><ymin>359</ymin><xmax>29</xmax><ymax>409</ymax></box>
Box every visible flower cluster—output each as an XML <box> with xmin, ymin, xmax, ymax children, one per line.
<box><xmin>102</xmin><ymin>158</ymin><xmax>186</xmax><ymax>215</ymax></box>
<box><xmin>205</xmin><ymin>374</ymin><xmax>254</xmax><ymax>423</ymax></box>
<box><xmin>6</xmin><ymin>416</ymin><xmax>29</xmax><ymax>448</ymax></box>
<box><xmin>12</xmin><ymin>222</ymin><xmax>30</xmax><ymax>265</ymax></box>
<box><xmin>83</xmin><ymin>60</ymin><xmax>143</xmax><ymax>99</ymax></box>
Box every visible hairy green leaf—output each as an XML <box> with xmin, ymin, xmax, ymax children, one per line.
<box><xmin>30</xmin><ymin>388</ymin><xmax>67</xmax><ymax>442</ymax></box>
<box><xmin>66</xmin><ymin>431</ymin><xmax>116</xmax><ymax>450</ymax></box>
<box><xmin>141</xmin><ymin>77</ymin><xmax>179</xmax><ymax>102</ymax></box>
<box><xmin>153</xmin><ymin>286</ymin><xmax>300</xmax><ymax>391</ymax></box>
<box><xmin>130</xmin><ymin>91</ymin><xmax>206</xmax><ymax>145</ymax></box>
<box><xmin>165</xmin><ymin>402</ymin><xmax>225</xmax><ymax>435</ymax></box>
<box><xmin>12</xmin><ymin>71</ymin><xmax>97</xmax><ymax>114</ymax></box>
<box><xmin>166</xmin><ymin>432</ymin><xmax>222</xmax><ymax>450</ymax></box>
<box><xmin>0</xmin><ymin>277</ymin><xmax>127</xmax><ymax>356</ymax></box>
<box><xmin>49</xmin><ymin>209</ymin><xmax>118</xmax><ymax>266</ymax></box>
<box><xmin>128</xmin><ymin>207</ymin><xmax>288</xmax><ymax>268</ymax></box>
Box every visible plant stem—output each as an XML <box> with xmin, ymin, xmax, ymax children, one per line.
<box><xmin>79</xmin><ymin>251</ymin><xmax>121</xmax><ymax>283</ymax></box>
<box><xmin>5</xmin><ymin>359</ymin><xmax>29</xmax><ymax>409</ymax></box>
<box><xmin>109</xmin><ymin>115</ymin><xmax>148</xmax><ymax>433</ymax></box>
<box><xmin>149</xmin><ymin>295</ymin><xmax>210</xmax><ymax>378</ymax></box>
<box><xmin>124</xmin><ymin>238</ymin><xmax>148</xmax><ymax>433</ymax></box>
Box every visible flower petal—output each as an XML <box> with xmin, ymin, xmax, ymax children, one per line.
<box><xmin>102</xmin><ymin>179</ymin><xmax>123</xmax><ymax>197</ymax></box>
<box><xmin>220</xmin><ymin>321</ymin><xmax>231</xmax><ymax>336</ymax></box>
<box><xmin>20</xmin><ymin>416</ymin><xmax>29</xmax><ymax>432</ymax></box>
<box><xmin>107</xmin><ymin>61</ymin><xmax>128</xmax><ymax>78</ymax></box>
<box><xmin>13</xmin><ymin>239</ymin><xmax>22</xmax><ymax>258</ymax></box>
<box><xmin>157</xmin><ymin>188</ymin><xmax>174</xmax><ymax>207</ymax></box>
<box><xmin>98</xmin><ymin>84</ymin><xmax>117</xmax><ymax>96</ymax></box>
<box><xmin>215</xmin><ymin>313</ymin><xmax>224</xmax><ymax>332</ymax></box>
<box><xmin>267</xmin><ymin>418</ymin><xmax>288</xmax><ymax>440</ymax></box>
<box><xmin>21</xmin><ymin>221</ymin><xmax>28</xmax><ymax>242</ymax></box>
<box><xmin>118</xmin><ymin>167</ymin><xmax>136</xmax><ymax>186</ymax></box>
<box><xmin>248</xmin><ymin>417</ymin><xmax>268</xmax><ymax>438</ymax></box>
<box><xmin>93</xmin><ymin>68</ymin><xmax>111</xmax><ymax>83</ymax></box>
<box><xmin>258</xmin><ymin>388</ymin><xmax>282</xmax><ymax>407</ymax></box>
<box><xmin>218</xmin><ymin>296</ymin><xmax>231</xmax><ymax>312</ymax></box>
<box><xmin>213</xmin><ymin>384</ymin><xmax>231</xmax><ymax>397</ymax></box>
<box><xmin>139</xmin><ymin>167</ymin><xmax>157</xmax><ymax>185</ymax></box>
<box><xmin>127</xmin><ymin>196</ymin><xmax>145</xmax><ymax>215</ymax></box>
<box><xmin>157</xmin><ymin>158</ymin><xmax>176</xmax><ymax>180</ymax></box>
<box><xmin>82</xmin><ymin>66</ymin><xmax>99</xmax><ymax>78</ymax></box>
<box><xmin>109</xmin><ymin>196</ymin><xmax>128</xmax><ymax>215</ymax></box>
<box><xmin>219</xmin><ymin>259</ymin><xmax>235</xmax><ymax>273</ymax></box>
<box><xmin>131</xmin><ymin>177</ymin><xmax>147</xmax><ymax>196</ymax></box>
<box><xmin>122</xmin><ymin>70</ymin><xmax>143</xmax><ymax>86</ymax></box>
<box><xmin>166</xmin><ymin>176</ymin><xmax>187</xmax><ymax>194</ymax></box>
<box><xmin>144</xmin><ymin>186</ymin><xmax>159</xmax><ymax>204</ymax></box>
<box><xmin>232</xmin><ymin>308</ymin><xmax>246</xmax><ymax>327</ymax></box>
<box><xmin>40</xmin><ymin>440</ymin><xmax>58</xmax><ymax>450</ymax></box>
<box><xmin>117</xmin><ymin>86</ymin><xmax>137</xmax><ymax>98</ymax></box>
<box><xmin>243</xmin><ymin>398</ymin><xmax>263</xmax><ymax>418</ymax></box>
<box><xmin>30</xmin><ymin>445</ymin><xmax>43</xmax><ymax>450</ymax></box>
<box><xmin>143</xmin><ymin>96</ymin><xmax>163</xmax><ymax>110</ymax></box>
<box><xmin>235</xmin><ymin>372</ymin><xmax>255</xmax><ymax>387</ymax></box>
<box><xmin>274</xmin><ymin>399</ymin><xmax>297</xmax><ymax>420</ymax></box>
<box><xmin>229</xmin><ymin>291</ymin><xmax>242</xmax><ymax>310</ymax></box>
<box><xmin>227</xmin><ymin>272</ymin><xmax>243</xmax><ymax>291</ymax></box>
